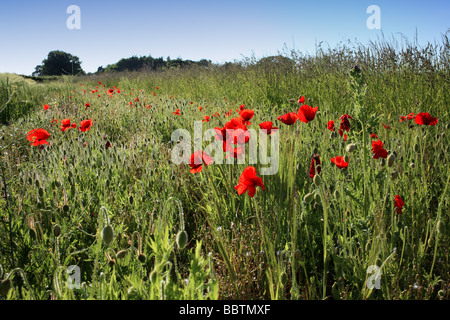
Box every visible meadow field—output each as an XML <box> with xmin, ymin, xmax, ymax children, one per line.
<box><xmin>0</xmin><ymin>38</ymin><xmax>449</xmax><ymax>300</ymax></box>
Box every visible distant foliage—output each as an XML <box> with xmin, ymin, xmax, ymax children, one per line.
<box><xmin>33</xmin><ymin>50</ymin><xmax>85</xmax><ymax>76</ymax></box>
<box><xmin>99</xmin><ymin>55</ymin><xmax>212</xmax><ymax>73</ymax></box>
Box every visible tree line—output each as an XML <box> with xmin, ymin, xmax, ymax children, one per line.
<box><xmin>32</xmin><ymin>50</ymin><xmax>213</xmax><ymax>76</ymax></box>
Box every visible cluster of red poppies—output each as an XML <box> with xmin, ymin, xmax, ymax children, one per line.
<box><xmin>187</xmin><ymin>94</ymin><xmax>439</xmax><ymax>217</ymax></box>
<box><xmin>27</xmin><ymin>105</ymin><xmax>93</xmax><ymax>148</ymax></box>
<box><xmin>31</xmin><ymin>86</ymin><xmax>439</xmax><ymax>214</ymax></box>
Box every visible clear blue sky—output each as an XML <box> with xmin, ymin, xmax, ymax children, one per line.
<box><xmin>0</xmin><ymin>0</ymin><xmax>448</xmax><ymax>75</ymax></box>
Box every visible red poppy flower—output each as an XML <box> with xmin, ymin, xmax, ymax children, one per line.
<box><xmin>371</xmin><ymin>140</ymin><xmax>388</xmax><ymax>159</ymax></box>
<box><xmin>327</xmin><ymin>120</ymin><xmax>335</xmax><ymax>131</ymax></box>
<box><xmin>370</xmin><ymin>133</ymin><xmax>378</xmax><ymax>139</ymax></box>
<box><xmin>43</xmin><ymin>104</ymin><xmax>50</xmax><ymax>110</ymax></box>
<box><xmin>79</xmin><ymin>119</ymin><xmax>93</xmax><ymax>132</ymax></box>
<box><xmin>107</xmin><ymin>89</ymin><xmax>114</xmax><ymax>95</ymax></box>
<box><xmin>173</xmin><ymin>109</ymin><xmax>181</xmax><ymax>115</ymax></box>
<box><xmin>239</xmin><ymin>104</ymin><xmax>246</xmax><ymax>111</ymax></box>
<box><xmin>223</xmin><ymin>143</ymin><xmax>245</xmax><ymax>159</ymax></box>
<box><xmin>51</xmin><ymin>119</ymin><xmax>58</xmax><ymax>124</ymax></box>
<box><xmin>331</xmin><ymin>156</ymin><xmax>349</xmax><ymax>169</ymax></box>
<box><xmin>339</xmin><ymin>114</ymin><xmax>352</xmax><ymax>140</ymax></box>
<box><xmin>189</xmin><ymin>151</ymin><xmax>214</xmax><ymax>174</ymax></box>
<box><xmin>234</xmin><ymin>166</ymin><xmax>265</xmax><ymax>198</ymax></box>
<box><xmin>105</xmin><ymin>141</ymin><xmax>111</xmax><ymax>149</ymax></box>
<box><xmin>27</xmin><ymin>128</ymin><xmax>50</xmax><ymax>146</ymax></box>
<box><xmin>399</xmin><ymin>113</ymin><xmax>415</xmax><ymax>122</ymax></box>
<box><xmin>382</xmin><ymin>124</ymin><xmax>391</xmax><ymax>130</ymax></box>
<box><xmin>156</xmin><ymin>86</ymin><xmax>159</xmax><ymax>90</ymax></box>
<box><xmin>277</xmin><ymin>112</ymin><xmax>298</xmax><ymax>125</ymax></box>
<box><xmin>298</xmin><ymin>96</ymin><xmax>305</xmax><ymax>104</ymax></box>
<box><xmin>224</xmin><ymin>117</ymin><xmax>250</xmax><ymax>144</ymax></box>
<box><xmin>239</xmin><ymin>109</ymin><xmax>254</xmax><ymax>125</ymax></box>
<box><xmin>202</xmin><ymin>115</ymin><xmax>210</xmax><ymax>122</ymax></box>
<box><xmin>394</xmin><ymin>195</ymin><xmax>405</xmax><ymax>214</ymax></box>
<box><xmin>85</xmin><ymin>103</ymin><xmax>90</xmax><ymax>110</ymax></box>
<box><xmin>415</xmin><ymin>112</ymin><xmax>438</xmax><ymax>126</ymax></box>
<box><xmin>61</xmin><ymin>119</ymin><xmax>76</xmax><ymax>131</ymax></box>
<box><xmin>259</xmin><ymin>121</ymin><xmax>278</xmax><ymax>135</ymax></box>
<box><xmin>297</xmin><ymin>105</ymin><xmax>318</xmax><ymax>123</ymax></box>
<box><xmin>199</xmin><ymin>106</ymin><xmax>203</xmax><ymax>111</ymax></box>
<box><xmin>310</xmin><ymin>154</ymin><xmax>321</xmax><ymax>178</ymax></box>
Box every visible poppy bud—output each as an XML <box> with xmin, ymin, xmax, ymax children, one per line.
<box><xmin>334</xmin><ymin>189</ymin><xmax>340</xmax><ymax>199</ymax></box>
<box><xmin>0</xmin><ymin>279</ymin><xmax>11</xmax><ymax>296</ymax></box>
<box><xmin>330</xmin><ymin>131</ymin><xmax>338</xmax><ymax>139</ymax></box>
<box><xmin>102</xmin><ymin>225</ymin><xmax>114</xmax><ymax>246</ymax></box>
<box><xmin>294</xmin><ymin>249</ymin><xmax>301</xmax><ymax>260</ymax></box>
<box><xmin>314</xmin><ymin>193</ymin><xmax>321</xmax><ymax>202</ymax></box>
<box><xmin>149</xmin><ymin>270</ymin><xmax>157</xmax><ymax>283</ymax></box>
<box><xmin>117</xmin><ymin>249</ymin><xmax>128</xmax><ymax>259</ymax></box>
<box><xmin>107</xmin><ymin>257</ymin><xmax>116</xmax><ymax>266</ymax></box>
<box><xmin>313</xmin><ymin>174</ymin><xmax>321</xmax><ymax>186</ymax></box>
<box><xmin>344</xmin><ymin>155</ymin><xmax>349</xmax><ymax>163</ymax></box>
<box><xmin>38</xmin><ymin>187</ymin><xmax>44</xmax><ymax>198</ymax></box>
<box><xmin>414</xmin><ymin>143</ymin><xmax>420</xmax><ymax>153</ymax></box>
<box><xmin>280</xmin><ymin>272</ymin><xmax>287</xmax><ymax>286</ymax></box>
<box><xmin>29</xmin><ymin>228</ymin><xmax>36</xmax><ymax>240</ymax></box>
<box><xmin>303</xmin><ymin>192</ymin><xmax>314</xmax><ymax>203</ymax></box>
<box><xmin>345</xmin><ymin>143</ymin><xmax>356</xmax><ymax>153</ymax></box>
<box><xmin>437</xmin><ymin>220</ymin><xmax>446</xmax><ymax>235</ymax></box>
<box><xmin>391</xmin><ymin>170</ymin><xmax>399</xmax><ymax>180</ymax></box>
<box><xmin>288</xmin><ymin>98</ymin><xmax>296</xmax><ymax>103</ymax></box>
<box><xmin>138</xmin><ymin>253</ymin><xmax>146</xmax><ymax>263</ymax></box>
<box><xmin>387</xmin><ymin>154</ymin><xmax>396</xmax><ymax>167</ymax></box>
<box><xmin>128</xmin><ymin>286</ymin><xmax>138</xmax><ymax>297</ymax></box>
<box><xmin>409</xmin><ymin>162</ymin><xmax>415</xmax><ymax>169</ymax></box>
<box><xmin>53</xmin><ymin>224</ymin><xmax>61</xmax><ymax>237</ymax></box>
<box><xmin>176</xmin><ymin>230</ymin><xmax>188</xmax><ymax>250</ymax></box>
<box><xmin>129</xmin><ymin>195</ymin><xmax>134</xmax><ymax>206</ymax></box>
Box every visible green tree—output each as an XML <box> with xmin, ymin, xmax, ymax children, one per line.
<box><xmin>33</xmin><ymin>50</ymin><xmax>84</xmax><ymax>76</ymax></box>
